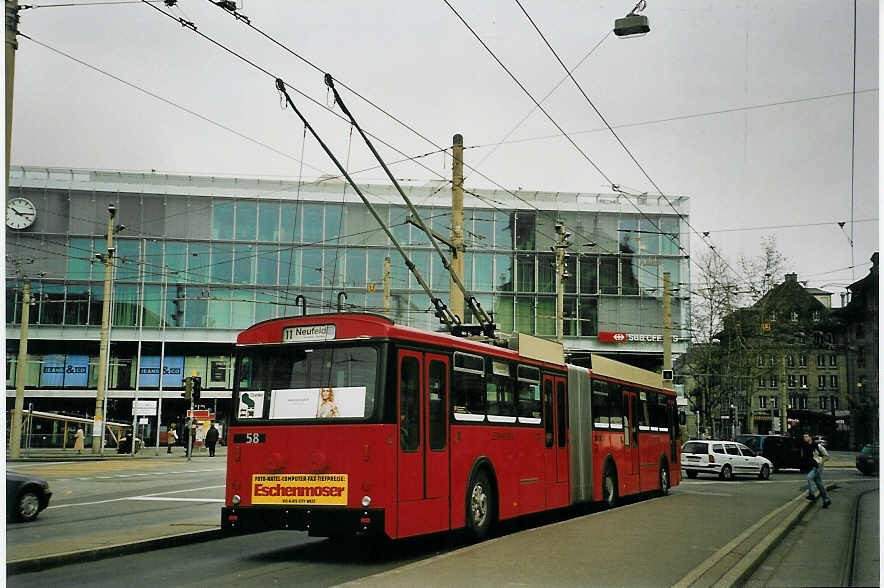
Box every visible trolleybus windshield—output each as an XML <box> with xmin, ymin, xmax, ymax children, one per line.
<box><xmin>234</xmin><ymin>345</ymin><xmax>379</xmax><ymax>422</ymax></box>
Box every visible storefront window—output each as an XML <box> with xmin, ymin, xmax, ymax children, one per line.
<box><xmin>207</xmin><ymin>288</ymin><xmax>231</xmax><ymax>329</ymax></box>
<box><xmin>235</xmin><ymin>201</ymin><xmax>257</xmax><ymax>241</ymax></box>
<box><xmin>233</xmin><ymin>244</ymin><xmax>255</xmax><ymax>284</ymax></box>
<box><xmin>580</xmin><ymin>255</ymin><xmax>597</xmax><ymax>294</ymax></box>
<box><xmin>495</xmin><ymin>254</ymin><xmax>513</xmax><ymax>292</ymax></box>
<box><xmin>517</xmin><ymin>254</ymin><xmax>534</xmax><ymax>292</ymax></box>
<box><xmin>280</xmin><ymin>202</ymin><xmax>301</xmax><ymax>243</ymax></box>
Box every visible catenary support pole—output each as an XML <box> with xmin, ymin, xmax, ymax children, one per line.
<box><xmin>663</xmin><ymin>272</ymin><xmax>672</xmax><ymax>375</ymax></box>
<box><xmin>5</xmin><ymin>0</ymin><xmax>18</xmax><ymax>199</ymax></box>
<box><xmin>93</xmin><ymin>204</ymin><xmax>116</xmax><ymax>453</ymax></box>
<box><xmin>9</xmin><ymin>280</ymin><xmax>30</xmax><ymax>458</ymax></box>
<box><xmin>450</xmin><ymin>134</ymin><xmax>465</xmax><ymax>322</ymax></box>
<box><xmin>383</xmin><ymin>255</ymin><xmax>391</xmax><ymax>317</ymax></box>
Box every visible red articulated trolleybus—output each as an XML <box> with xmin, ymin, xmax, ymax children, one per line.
<box><xmin>222</xmin><ymin>312</ymin><xmax>680</xmax><ymax>540</ymax></box>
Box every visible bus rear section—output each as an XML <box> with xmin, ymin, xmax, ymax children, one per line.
<box><xmin>222</xmin><ymin>341</ymin><xmax>398</xmax><ymax>538</ymax></box>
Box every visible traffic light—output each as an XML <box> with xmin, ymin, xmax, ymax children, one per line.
<box><xmin>192</xmin><ymin>376</ymin><xmax>201</xmax><ymax>403</ymax></box>
<box><xmin>181</xmin><ymin>376</ymin><xmax>192</xmax><ymax>401</ymax></box>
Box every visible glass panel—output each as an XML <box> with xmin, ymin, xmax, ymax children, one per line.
<box><xmin>600</xmin><ymin>257</ymin><xmax>618</xmax><ymax>294</ymax></box>
<box><xmin>537</xmin><ymin>253</ymin><xmax>555</xmax><ymax>294</ymax></box>
<box><xmin>662</xmin><ymin>258</ymin><xmax>680</xmax><ymax>297</ymax></box>
<box><xmin>92</xmin><ymin>238</ymin><xmax>106</xmax><ymax>283</ymax></box>
<box><xmin>64</xmin><ymin>284</ymin><xmax>89</xmax><ymax>325</ymax></box>
<box><xmin>473</xmin><ymin>253</ymin><xmax>493</xmax><ymax>291</ymax></box>
<box><xmin>535</xmin><ymin>213</ymin><xmax>556</xmax><ymax>252</ymax></box>
<box><xmin>279</xmin><ymin>247</ymin><xmax>300</xmax><ymax>287</ymax></box>
<box><xmin>622</xmin><ymin>257</ymin><xmax>639</xmax><ymax>295</ymax></box>
<box><xmin>564</xmin><ymin>255</ymin><xmax>577</xmax><ymax>294</ymax></box>
<box><xmin>472</xmin><ymin>209</ymin><xmax>494</xmax><ymax>250</ymax></box>
<box><xmin>207</xmin><ymin>287</ymin><xmax>230</xmax><ymax>329</ymax></box>
<box><xmin>495</xmin><ymin>254</ymin><xmax>513</xmax><ymax>292</ymax></box>
<box><xmin>515</xmin><ymin>211</ymin><xmax>536</xmax><ymax>250</ymax></box>
<box><xmin>516</xmin><ymin>297</ymin><xmax>534</xmax><ymax>334</ymax></box>
<box><xmin>563</xmin><ymin>297</ymin><xmax>577</xmax><ymax>336</ymax></box>
<box><xmin>143</xmin><ymin>285</ymin><xmax>163</xmax><ymax>327</ymax></box>
<box><xmin>660</xmin><ymin>216</ymin><xmax>680</xmax><ymax>255</ymax></box>
<box><xmin>428</xmin><ymin>360</ymin><xmax>447</xmax><ymax>450</ymax></box>
<box><xmin>212</xmin><ymin>200</ymin><xmax>234</xmax><ymax>240</ymax></box>
<box><xmin>255</xmin><ymin>291</ymin><xmax>277</xmax><ymax>323</ymax></box>
<box><xmin>619</xmin><ymin>217</ymin><xmax>638</xmax><ymax>253</ymax></box>
<box><xmin>494</xmin><ymin>211</ymin><xmax>514</xmax><ymax>250</ymax></box>
<box><xmin>579</xmin><ymin>298</ymin><xmax>598</xmax><ymax>336</ymax></box>
<box><xmin>640</xmin><ymin>218</ymin><xmax>660</xmax><ymax>254</ymax></box>
<box><xmin>257</xmin><ymin>201</ymin><xmax>280</xmax><ymax>242</ymax></box>
<box><xmin>302</xmin><ymin>204</ymin><xmax>324</xmax><ymax>243</ymax></box>
<box><xmin>165</xmin><ymin>241</ymin><xmax>186</xmax><ymax>275</ymax></box>
<box><xmin>517</xmin><ymin>254</ymin><xmax>534</xmax><ymax>292</ymax></box>
<box><xmin>188</xmin><ymin>242</ymin><xmax>210</xmax><ymax>283</ymax></box>
<box><xmin>280</xmin><ymin>202</ymin><xmax>301</xmax><ymax>243</ymax></box>
<box><xmin>580</xmin><ymin>255</ymin><xmax>597</xmax><ymax>294</ymax></box>
<box><xmin>40</xmin><ymin>284</ymin><xmax>65</xmax><ymax>325</ymax></box>
<box><xmin>400</xmin><ymin>356</ymin><xmax>420</xmax><ymax>451</ymax></box>
<box><xmin>390</xmin><ymin>207</ymin><xmax>409</xmax><ymax>245</ymax></box>
<box><xmin>112</xmin><ymin>284</ymin><xmax>139</xmax><ymax>326</ymax></box>
<box><xmin>410</xmin><ymin>207</ymin><xmax>431</xmax><ymax>246</ymax></box>
<box><xmin>366</xmin><ymin>249</ymin><xmax>387</xmax><ymax>286</ymax></box>
<box><xmin>638</xmin><ymin>257</ymin><xmax>659</xmax><ymax>296</ymax></box>
<box><xmin>536</xmin><ymin>297</ymin><xmax>555</xmax><ymax>336</ymax></box>
<box><xmin>235</xmin><ymin>201</ymin><xmax>257</xmax><ymax>241</ymax></box>
<box><xmin>325</xmin><ymin>204</ymin><xmax>343</xmax><ymax>244</ymax></box>
<box><xmin>390</xmin><ymin>254</ymin><xmax>408</xmax><ymax>290</ymax></box>
<box><xmin>168</xmin><ymin>284</ymin><xmax>185</xmax><ymax>327</ymax></box>
<box><xmin>301</xmin><ymin>248</ymin><xmax>323</xmax><ymax>287</ymax></box>
<box><xmin>410</xmin><ymin>250</ymin><xmax>430</xmax><ymax>290</ymax></box>
<box><xmin>211</xmin><ymin>243</ymin><xmax>234</xmax><ymax>284</ymax></box>
<box><xmin>256</xmin><ymin>246</ymin><xmax>278</xmax><ymax>286</ymax></box>
<box><xmin>494</xmin><ymin>295</ymin><xmax>514</xmax><ymax>332</ymax></box>
<box><xmin>557</xmin><ymin>381</ymin><xmax>566</xmax><ymax>447</ymax></box>
<box><xmin>543</xmin><ymin>380</ymin><xmax>554</xmax><ymax>447</ymax></box>
<box><xmin>431</xmin><ymin>254</ymin><xmax>447</xmax><ymax>291</ymax></box>
<box><xmin>234</xmin><ymin>244</ymin><xmax>255</xmax><ymax>284</ymax></box>
<box><xmin>231</xmin><ymin>289</ymin><xmax>254</xmax><ymax>329</ymax></box>
<box><xmin>185</xmin><ymin>286</ymin><xmax>208</xmax><ymax>328</ymax></box>
<box><xmin>346</xmin><ymin>203</ymin><xmax>386</xmax><ymax>246</ymax></box>
<box><xmin>144</xmin><ymin>239</ymin><xmax>164</xmax><ymax>281</ymax></box>
<box><xmin>67</xmin><ymin>238</ymin><xmax>93</xmax><ymax>280</ymax></box>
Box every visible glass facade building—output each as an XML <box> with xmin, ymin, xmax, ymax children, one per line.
<box><xmin>6</xmin><ymin>166</ymin><xmax>690</xmax><ymax>410</ymax></box>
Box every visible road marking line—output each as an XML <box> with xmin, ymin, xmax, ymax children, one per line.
<box><xmin>47</xmin><ymin>485</ymin><xmax>225</xmax><ymax>509</ymax></box>
<box><xmin>127</xmin><ymin>497</ymin><xmax>225</xmax><ymax>503</ymax></box>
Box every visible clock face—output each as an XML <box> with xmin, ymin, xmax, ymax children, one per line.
<box><xmin>6</xmin><ymin>197</ymin><xmax>37</xmax><ymax>230</ymax></box>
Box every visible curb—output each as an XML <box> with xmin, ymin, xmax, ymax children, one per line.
<box><xmin>6</xmin><ymin>528</ymin><xmax>222</xmax><ymax>576</ymax></box>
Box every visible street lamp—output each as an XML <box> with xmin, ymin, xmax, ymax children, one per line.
<box><xmin>614</xmin><ymin>0</ymin><xmax>650</xmax><ymax>37</ymax></box>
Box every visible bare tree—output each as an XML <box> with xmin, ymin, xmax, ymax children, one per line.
<box><xmin>739</xmin><ymin>235</ymin><xmax>788</xmax><ymax>303</ymax></box>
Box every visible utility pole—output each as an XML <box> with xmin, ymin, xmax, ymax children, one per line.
<box><xmin>92</xmin><ymin>203</ymin><xmax>117</xmax><ymax>453</ymax></box>
<box><xmin>5</xmin><ymin>0</ymin><xmax>19</xmax><ymax>197</ymax></box>
<box><xmin>383</xmin><ymin>255</ymin><xmax>391</xmax><ymax>317</ymax></box>
<box><xmin>9</xmin><ymin>279</ymin><xmax>30</xmax><ymax>458</ymax></box>
<box><xmin>554</xmin><ymin>221</ymin><xmax>571</xmax><ymax>342</ymax></box>
<box><xmin>779</xmin><ymin>355</ymin><xmax>788</xmax><ymax>436</ymax></box>
<box><xmin>663</xmin><ymin>271</ymin><xmax>672</xmax><ymax>378</ymax></box>
<box><xmin>183</xmin><ymin>375</ymin><xmax>193</xmax><ymax>462</ymax></box>
<box><xmin>450</xmin><ymin>134</ymin><xmax>465</xmax><ymax>322</ymax></box>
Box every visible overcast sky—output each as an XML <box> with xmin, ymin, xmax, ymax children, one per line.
<box><xmin>9</xmin><ymin>0</ymin><xmax>879</xmax><ymax>299</ymax></box>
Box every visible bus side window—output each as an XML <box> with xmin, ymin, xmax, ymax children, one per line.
<box><xmin>592</xmin><ymin>379</ymin><xmax>609</xmax><ymax>429</ymax></box>
<box><xmin>638</xmin><ymin>391</ymin><xmax>650</xmax><ymax>428</ymax></box>
<box><xmin>608</xmin><ymin>387</ymin><xmax>623</xmax><ymax>429</ymax></box>
<box><xmin>428</xmin><ymin>360</ymin><xmax>447</xmax><ymax>451</ymax></box>
<box><xmin>452</xmin><ymin>353</ymin><xmax>485</xmax><ymax>416</ymax></box>
<box><xmin>487</xmin><ymin>361</ymin><xmax>515</xmax><ymax>416</ymax></box>
<box><xmin>517</xmin><ymin>365</ymin><xmax>541</xmax><ymax>421</ymax></box>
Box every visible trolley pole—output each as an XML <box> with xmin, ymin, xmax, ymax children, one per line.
<box><xmin>92</xmin><ymin>203</ymin><xmax>116</xmax><ymax>453</ymax></box>
<box><xmin>9</xmin><ymin>280</ymin><xmax>30</xmax><ymax>458</ymax></box>
<box><xmin>450</xmin><ymin>133</ymin><xmax>465</xmax><ymax>322</ymax></box>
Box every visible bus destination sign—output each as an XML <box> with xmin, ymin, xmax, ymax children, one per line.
<box><xmin>281</xmin><ymin>324</ymin><xmax>336</xmax><ymax>343</ymax></box>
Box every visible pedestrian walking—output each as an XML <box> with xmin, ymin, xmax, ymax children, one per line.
<box><xmin>800</xmin><ymin>432</ymin><xmax>831</xmax><ymax>508</ymax></box>
<box><xmin>166</xmin><ymin>423</ymin><xmax>178</xmax><ymax>455</ymax></box>
<box><xmin>205</xmin><ymin>423</ymin><xmax>220</xmax><ymax>457</ymax></box>
<box><xmin>73</xmin><ymin>428</ymin><xmax>85</xmax><ymax>454</ymax></box>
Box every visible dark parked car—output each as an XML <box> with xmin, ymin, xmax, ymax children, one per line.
<box><xmin>856</xmin><ymin>445</ymin><xmax>878</xmax><ymax>475</ymax></box>
<box><xmin>735</xmin><ymin>434</ymin><xmax>802</xmax><ymax>471</ymax></box>
<box><xmin>6</xmin><ymin>472</ymin><xmax>52</xmax><ymax>522</ymax></box>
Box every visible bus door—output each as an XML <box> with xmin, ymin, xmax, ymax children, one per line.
<box><xmin>554</xmin><ymin>377</ymin><xmax>569</xmax><ymax>486</ymax></box>
<box><xmin>396</xmin><ymin>349</ymin><xmax>448</xmax><ymax>537</ymax></box>
<box><xmin>629</xmin><ymin>392</ymin><xmax>640</xmax><ymax>490</ymax></box>
<box><xmin>542</xmin><ymin>374</ymin><xmax>569</xmax><ymax>508</ymax></box>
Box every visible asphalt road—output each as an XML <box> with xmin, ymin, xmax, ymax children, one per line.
<box><xmin>7</xmin><ymin>458</ymin><xmax>226</xmax><ymax>561</ymax></box>
<box><xmin>8</xmin><ymin>466</ymin><xmax>874</xmax><ymax>588</ymax></box>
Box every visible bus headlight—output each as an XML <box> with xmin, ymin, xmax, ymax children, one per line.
<box><xmin>361</xmin><ymin>495</ymin><xmax>371</xmax><ymax>507</ymax></box>
<box><xmin>232</xmin><ymin>494</ymin><xmax>241</xmax><ymax>505</ymax></box>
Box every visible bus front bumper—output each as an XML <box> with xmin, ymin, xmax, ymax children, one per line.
<box><xmin>221</xmin><ymin>505</ymin><xmax>385</xmax><ymax>537</ymax></box>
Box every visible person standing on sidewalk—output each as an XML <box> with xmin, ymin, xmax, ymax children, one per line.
<box><xmin>205</xmin><ymin>423</ymin><xmax>220</xmax><ymax>457</ymax></box>
<box><xmin>73</xmin><ymin>428</ymin><xmax>85</xmax><ymax>454</ymax></box>
<box><xmin>166</xmin><ymin>423</ymin><xmax>178</xmax><ymax>455</ymax></box>
<box><xmin>800</xmin><ymin>433</ymin><xmax>831</xmax><ymax>508</ymax></box>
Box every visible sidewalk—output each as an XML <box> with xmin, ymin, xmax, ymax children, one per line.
<box><xmin>8</xmin><ymin>444</ymin><xmax>227</xmax><ymax>462</ymax></box>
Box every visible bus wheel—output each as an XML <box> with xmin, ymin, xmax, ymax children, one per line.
<box><xmin>466</xmin><ymin>470</ymin><xmax>494</xmax><ymax>540</ymax></box>
<box><xmin>659</xmin><ymin>463</ymin><xmax>670</xmax><ymax>496</ymax></box>
<box><xmin>602</xmin><ymin>466</ymin><xmax>618</xmax><ymax>509</ymax></box>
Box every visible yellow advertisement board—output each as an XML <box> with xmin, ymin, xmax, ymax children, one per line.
<box><xmin>251</xmin><ymin>474</ymin><xmax>348</xmax><ymax>505</ymax></box>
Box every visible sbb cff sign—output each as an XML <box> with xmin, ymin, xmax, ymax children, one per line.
<box><xmin>599</xmin><ymin>332</ymin><xmax>681</xmax><ymax>343</ymax></box>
